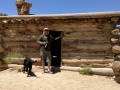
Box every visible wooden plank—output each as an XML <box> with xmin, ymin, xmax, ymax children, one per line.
<box><xmin>62</xmin><ymin>43</ymin><xmax>112</xmax><ymax>50</ymax></box>
<box><xmin>63</xmin><ymin>39</ymin><xmax>111</xmax><ymax>43</ymax></box>
<box><xmin>4</xmin><ymin>51</ymin><xmax>40</xmax><ymax>58</ymax></box>
<box><xmin>64</xmin><ymin>31</ymin><xmax>111</xmax><ymax>36</ymax></box>
<box><xmin>62</xmin><ymin>59</ymin><xmax>113</xmax><ymax>64</ymax></box>
<box><xmin>9</xmin><ymin>47</ymin><xmax>39</xmax><ymax>52</ymax></box>
<box><xmin>0</xmin><ymin>46</ymin><xmax>5</xmax><ymax>52</ymax></box>
<box><xmin>63</xmin><ymin>35</ymin><xmax>111</xmax><ymax>41</ymax></box>
<box><xmin>63</xmin><ymin>28</ymin><xmax>112</xmax><ymax>32</ymax></box>
<box><xmin>2</xmin><ymin>35</ymin><xmax>40</xmax><ymax>42</ymax></box>
<box><xmin>62</xmin><ymin>52</ymin><xmax>112</xmax><ymax>58</ymax></box>
<box><xmin>62</xmin><ymin>60</ymin><xmax>112</xmax><ymax>68</ymax></box>
<box><xmin>4</xmin><ymin>42</ymin><xmax>40</xmax><ymax>48</ymax></box>
<box><xmin>63</xmin><ymin>40</ymin><xmax>111</xmax><ymax>44</ymax></box>
<box><xmin>4</xmin><ymin>29</ymin><xmax>42</xmax><ymax>36</ymax></box>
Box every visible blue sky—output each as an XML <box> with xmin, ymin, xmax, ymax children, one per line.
<box><xmin>0</xmin><ymin>0</ymin><xmax>119</xmax><ymax>15</ymax></box>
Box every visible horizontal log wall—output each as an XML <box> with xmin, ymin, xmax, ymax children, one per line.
<box><xmin>62</xmin><ymin>23</ymin><xmax>113</xmax><ymax>59</ymax></box>
<box><xmin>1</xmin><ymin>24</ymin><xmax>42</xmax><ymax>59</ymax></box>
<box><xmin>0</xmin><ymin>18</ymin><xmax>115</xmax><ymax>67</ymax></box>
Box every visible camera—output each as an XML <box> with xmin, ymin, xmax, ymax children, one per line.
<box><xmin>44</xmin><ymin>43</ymin><xmax>48</xmax><ymax>49</ymax></box>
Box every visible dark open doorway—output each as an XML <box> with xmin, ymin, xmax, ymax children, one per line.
<box><xmin>49</xmin><ymin>31</ymin><xmax>62</xmax><ymax>67</ymax></box>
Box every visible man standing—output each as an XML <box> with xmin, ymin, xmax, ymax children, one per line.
<box><xmin>37</xmin><ymin>28</ymin><xmax>62</xmax><ymax>74</ymax></box>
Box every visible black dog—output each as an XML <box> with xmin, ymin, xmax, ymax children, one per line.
<box><xmin>22</xmin><ymin>57</ymin><xmax>37</xmax><ymax>77</ymax></box>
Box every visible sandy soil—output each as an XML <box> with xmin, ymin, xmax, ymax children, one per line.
<box><xmin>0</xmin><ymin>66</ymin><xmax>120</xmax><ymax>90</ymax></box>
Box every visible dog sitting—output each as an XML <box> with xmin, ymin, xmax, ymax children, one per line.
<box><xmin>22</xmin><ymin>57</ymin><xmax>37</xmax><ymax>77</ymax></box>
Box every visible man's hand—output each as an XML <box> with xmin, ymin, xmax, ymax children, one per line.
<box><xmin>60</xmin><ymin>32</ymin><xmax>64</xmax><ymax>37</ymax></box>
<box><xmin>37</xmin><ymin>41</ymin><xmax>47</xmax><ymax>45</ymax></box>
<box><xmin>55</xmin><ymin>32</ymin><xmax>64</xmax><ymax>40</ymax></box>
<box><xmin>43</xmin><ymin>42</ymin><xmax>47</xmax><ymax>45</ymax></box>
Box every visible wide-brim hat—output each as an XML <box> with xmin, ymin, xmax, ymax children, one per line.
<box><xmin>44</xmin><ymin>28</ymin><xmax>49</xmax><ymax>30</ymax></box>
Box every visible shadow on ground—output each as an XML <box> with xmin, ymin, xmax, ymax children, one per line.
<box><xmin>51</xmin><ymin>66</ymin><xmax>61</xmax><ymax>74</ymax></box>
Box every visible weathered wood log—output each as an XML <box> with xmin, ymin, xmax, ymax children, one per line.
<box><xmin>62</xmin><ymin>56</ymin><xmax>112</xmax><ymax>60</ymax></box>
<box><xmin>62</xmin><ymin>43</ymin><xmax>111</xmax><ymax>51</ymax></box>
<box><xmin>4</xmin><ymin>29</ymin><xmax>41</xmax><ymax>36</ymax></box>
<box><xmin>0</xmin><ymin>61</ymin><xmax>3</xmax><ymax>65</ymax></box>
<box><xmin>4</xmin><ymin>52</ymin><xmax>40</xmax><ymax>58</ymax></box>
<box><xmin>60</xmin><ymin>66</ymin><xmax>114</xmax><ymax>76</ymax></box>
<box><xmin>112</xmin><ymin>61</ymin><xmax>120</xmax><ymax>72</ymax></box>
<box><xmin>4</xmin><ymin>42</ymin><xmax>39</xmax><ymax>48</ymax></box>
<box><xmin>63</xmin><ymin>35</ymin><xmax>110</xmax><ymax>41</ymax></box>
<box><xmin>0</xmin><ymin>54</ymin><xmax>4</xmax><ymax>59</ymax></box>
<box><xmin>113</xmin><ymin>75</ymin><xmax>120</xmax><ymax>83</ymax></box>
<box><xmin>91</xmin><ymin>68</ymin><xmax>114</xmax><ymax>75</ymax></box>
<box><xmin>112</xmin><ymin>45</ymin><xmax>120</xmax><ymax>53</ymax></box>
<box><xmin>3</xmin><ymin>58</ymin><xmax>40</xmax><ymax>65</ymax></box>
<box><xmin>2</xmin><ymin>20</ymin><xmax>8</xmax><ymax>23</ymax></box>
<box><xmin>0</xmin><ymin>46</ymin><xmax>5</xmax><ymax>52</ymax></box>
<box><xmin>62</xmin><ymin>59</ymin><xmax>113</xmax><ymax>64</ymax></box>
<box><xmin>111</xmin><ymin>29</ymin><xmax>119</xmax><ymax>35</ymax></box>
<box><xmin>111</xmin><ymin>38</ymin><xmax>118</xmax><ymax>43</ymax></box>
<box><xmin>111</xmin><ymin>17</ymin><xmax>119</xmax><ymax>22</ymax></box>
<box><xmin>63</xmin><ymin>24</ymin><xmax>112</xmax><ymax>31</ymax></box>
<box><xmin>63</xmin><ymin>63</ymin><xmax>111</xmax><ymax>68</ymax></box>
<box><xmin>62</xmin><ymin>52</ymin><xmax>111</xmax><ymax>58</ymax></box>
<box><xmin>0</xmin><ymin>65</ymin><xmax>114</xmax><ymax>76</ymax></box>
<box><xmin>112</xmin><ymin>60</ymin><xmax>120</xmax><ymax>83</ymax></box>
<box><xmin>2</xmin><ymin>35</ymin><xmax>38</xmax><ymax>42</ymax></box>
<box><xmin>78</xmin><ymin>56</ymin><xmax>113</xmax><ymax>59</ymax></box>
<box><xmin>64</xmin><ymin>31</ymin><xmax>110</xmax><ymax>36</ymax></box>
<box><xmin>90</xmin><ymin>64</ymin><xmax>111</xmax><ymax>68</ymax></box>
<box><xmin>9</xmin><ymin>47</ymin><xmax>38</xmax><ymax>52</ymax></box>
<box><xmin>62</xmin><ymin>59</ymin><xmax>113</xmax><ymax>68</ymax></box>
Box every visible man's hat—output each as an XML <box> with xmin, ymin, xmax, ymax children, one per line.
<box><xmin>44</xmin><ymin>28</ymin><xmax>49</xmax><ymax>30</ymax></box>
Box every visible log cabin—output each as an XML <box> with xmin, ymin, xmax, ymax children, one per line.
<box><xmin>0</xmin><ymin>11</ymin><xmax>120</xmax><ymax>68</ymax></box>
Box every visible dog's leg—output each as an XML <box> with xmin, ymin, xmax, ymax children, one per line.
<box><xmin>27</xmin><ymin>66</ymin><xmax>32</xmax><ymax>77</ymax></box>
<box><xmin>22</xmin><ymin>65</ymin><xmax>26</xmax><ymax>73</ymax></box>
<box><xmin>26</xmin><ymin>66</ymin><xmax>28</xmax><ymax>73</ymax></box>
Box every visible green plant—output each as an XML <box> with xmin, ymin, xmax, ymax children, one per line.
<box><xmin>79</xmin><ymin>66</ymin><xmax>92</xmax><ymax>75</ymax></box>
<box><xmin>5</xmin><ymin>51</ymin><xmax>24</xmax><ymax>64</ymax></box>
